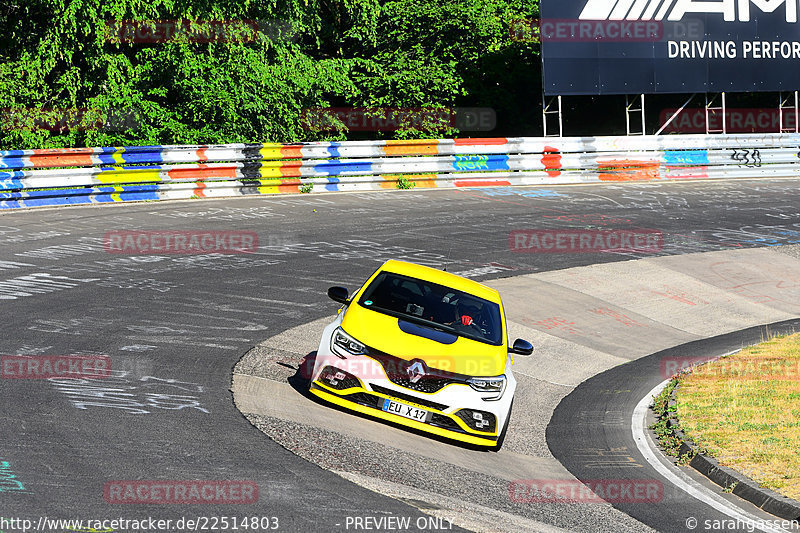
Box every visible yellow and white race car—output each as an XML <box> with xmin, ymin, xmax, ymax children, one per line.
<box><xmin>308</xmin><ymin>259</ymin><xmax>532</xmax><ymax>449</ymax></box>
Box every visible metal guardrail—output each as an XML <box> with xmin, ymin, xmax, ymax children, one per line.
<box><xmin>1</xmin><ymin>134</ymin><xmax>799</xmax><ymax>209</ymax></box>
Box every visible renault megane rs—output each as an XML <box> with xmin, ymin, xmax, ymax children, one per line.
<box><xmin>308</xmin><ymin>259</ymin><xmax>532</xmax><ymax>449</ymax></box>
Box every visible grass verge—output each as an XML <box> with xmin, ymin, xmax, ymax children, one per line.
<box><xmin>674</xmin><ymin>333</ymin><xmax>800</xmax><ymax>500</ymax></box>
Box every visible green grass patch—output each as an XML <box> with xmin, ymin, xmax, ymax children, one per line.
<box><xmin>675</xmin><ymin>333</ymin><xmax>800</xmax><ymax>500</ymax></box>
<box><xmin>650</xmin><ymin>378</ymin><xmax>686</xmax><ymax>458</ymax></box>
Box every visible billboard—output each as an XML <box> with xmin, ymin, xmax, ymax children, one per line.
<box><xmin>540</xmin><ymin>0</ymin><xmax>800</xmax><ymax>95</ymax></box>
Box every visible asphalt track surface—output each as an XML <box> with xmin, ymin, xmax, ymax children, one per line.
<box><xmin>3</xmin><ymin>179</ymin><xmax>800</xmax><ymax>532</ymax></box>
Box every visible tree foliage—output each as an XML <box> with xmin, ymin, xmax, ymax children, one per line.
<box><xmin>0</xmin><ymin>0</ymin><xmax>539</xmax><ymax>148</ymax></box>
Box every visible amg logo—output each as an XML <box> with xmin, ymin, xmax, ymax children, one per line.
<box><xmin>579</xmin><ymin>0</ymin><xmax>797</xmax><ymax>22</ymax></box>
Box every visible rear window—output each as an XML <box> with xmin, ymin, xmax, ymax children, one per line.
<box><xmin>358</xmin><ymin>272</ymin><xmax>503</xmax><ymax>345</ymax></box>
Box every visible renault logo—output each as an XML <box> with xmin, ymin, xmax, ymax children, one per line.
<box><xmin>407</xmin><ymin>361</ymin><xmax>427</xmax><ymax>383</ymax></box>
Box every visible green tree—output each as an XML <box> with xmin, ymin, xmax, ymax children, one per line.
<box><xmin>0</xmin><ymin>0</ymin><xmax>540</xmax><ymax>148</ymax></box>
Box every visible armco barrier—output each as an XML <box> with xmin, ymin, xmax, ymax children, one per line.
<box><xmin>2</xmin><ymin>134</ymin><xmax>799</xmax><ymax>209</ymax></box>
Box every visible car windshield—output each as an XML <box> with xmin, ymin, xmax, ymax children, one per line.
<box><xmin>358</xmin><ymin>271</ymin><xmax>503</xmax><ymax>345</ymax></box>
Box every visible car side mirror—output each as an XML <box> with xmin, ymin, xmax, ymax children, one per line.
<box><xmin>327</xmin><ymin>286</ymin><xmax>350</xmax><ymax>305</ymax></box>
<box><xmin>510</xmin><ymin>338</ymin><xmax>533</xmax><ymax>355</ymax></box>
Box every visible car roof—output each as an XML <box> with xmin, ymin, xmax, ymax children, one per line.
<box><xmin>378</xmin><ymin>259</ymin><xmax>502</xmax><ymax>303</ymax></box>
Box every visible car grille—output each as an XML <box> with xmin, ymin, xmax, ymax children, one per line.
<box><xmin>333</xmin><ymin>389</ymin><xmax>495</xmax><ymax>438</ymax></box>
<box><xmin>344</xmin><ymin>392</ymin><xmax>380</xmax><ymax>409</ymax></box>
<box><xmin>366</xmin><ymin>349</ymin><xmax>468</xmax><ymax>394</ymax></box>
<box><xmin>429</xmin><ymin>414</ymin><xmax>462</xmax><ymax>431</ymax></box>
<box><xmin>388</xmin><ymin>376</ymin><xmax>454</xmax><ymax>394</ymax></box>
<box><xmin>370</xmin><ymin>384</ymin><xmax>448</xmax><ymax>411</ymax></box>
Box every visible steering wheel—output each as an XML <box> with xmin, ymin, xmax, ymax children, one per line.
<box><xmin>456</xmin><ymin>314</ymin><xmax>484</xmax><ymax>334</ymax></box>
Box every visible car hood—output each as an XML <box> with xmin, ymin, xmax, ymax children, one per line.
<box><xmin>341</xmin><ymin>303</ymin><xmax>507</xmax><ymax>377</ymax></box>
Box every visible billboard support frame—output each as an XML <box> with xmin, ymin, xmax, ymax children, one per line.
<box><xmin>625</xmin><ymin>94</ymin><xmax>646</xmax><ymax>135</ymax></box>
<box><xmin>542</xmin><ymin>94</ymin><xmax>563</xmax><ymax>137</ymax></box>
<box><xmin>779</xmin><ymin>91</ymin><xmax>799</xmax><ymax>133</ymax></box>
<box><xmin>705</xmin><ymin>92</ymin><xmax>727</xmax><ymax>134</ymax></box>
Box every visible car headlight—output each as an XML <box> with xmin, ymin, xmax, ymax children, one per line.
<box><xmin>331</xmin><ymin>327</ymin><xmax>367</xmax><ymax>358</ymax></box>
<box><xmin>467</xmin><ymin>374</ymin><xmax>506</xmax><ymax>400</ymax></box>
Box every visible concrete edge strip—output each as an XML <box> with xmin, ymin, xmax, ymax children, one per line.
<box><xmin>632</xmin><ymin>374</ymin><xmax>796</xmax><ymax>533</ymax></box>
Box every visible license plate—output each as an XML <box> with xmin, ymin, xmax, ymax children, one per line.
<box><xmin>381</xmin><ymin>398</ymin><xmax>428</xmax><ymax>422</ymax></box>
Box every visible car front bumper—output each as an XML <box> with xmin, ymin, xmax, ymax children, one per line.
<box><xmin>309</xmin><ymin>347</ymin><xmax>515</xmax><ymax>447</ymax></box>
